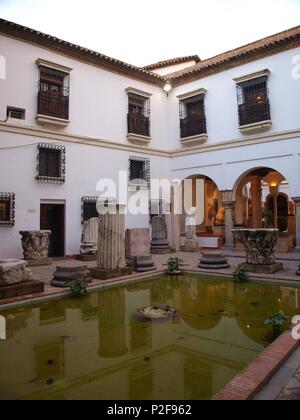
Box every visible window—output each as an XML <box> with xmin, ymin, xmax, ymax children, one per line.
<box><xmin>0</xmin><ymin>193</ymin><xmax>15</xmax><ymax>227</ymax></box>
<box><xmin>7</xmin><ymin>107</ymin><xmax>25</xmax><ymax>120</ymax></box>
<box><xmin>37</xmin><ymin>65</ymin><xmax>70</xmax><ymax>120</ymax></box>
<box><xmin>236</xmin><ymin>75</ymin><xmax>271</xmax><ymax>127</ymax></box>
<box><xmin>129</xmin><ymin>157</ymin><xmax>150</xmax><ymax>190</ymax></box>
<box><xmin>36</xmin><ymin>143</ymin><xmax>65</xmax><ymax>184</ymax></box>
<box><xmin>81</xmin><ymin>197</ymin><xmax>98</xmax><ymax>224</ymax></box>
<box><xmin>179</xmin><ymin>94</ymin><xmax>207</xmax><ymax>138</ymax></box>
<box><xmin>127</xmin><ymin>93</ymin><xmax>150</xmax><ymax>137</ymax></box>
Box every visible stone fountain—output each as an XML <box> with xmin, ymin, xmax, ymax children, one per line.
<box><xmin>233</xmin><ymin>229</ymin><xmax>283</xmax><ymax>274</ymax></box>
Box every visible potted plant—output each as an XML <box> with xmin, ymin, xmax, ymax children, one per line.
<box><xmin>166</xmin><ymin>257</ymin><xmax>184</xmax><ymax>275</ymax></box>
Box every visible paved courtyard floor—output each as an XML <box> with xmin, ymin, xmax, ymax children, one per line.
<box><xmin>30</xmin><ymin>250</ymin><xmax>300</xmax><ymax>293</ymax></box>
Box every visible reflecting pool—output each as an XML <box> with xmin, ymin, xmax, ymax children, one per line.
<box><xmin>0</xmin><ymin>275</ymin><xmax>299</xmax><ymax>400</ymax></box>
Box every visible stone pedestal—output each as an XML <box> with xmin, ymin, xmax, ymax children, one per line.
<box><xmin>151</xmin><ymin>216</ymin><xmax>171</xmax><ymax>254</ymax></box>
<box><xmin>90</xmin><ymin>205</ymin><xmax>132</xmax><ymax>280</ymax></box>
<box><xmin>181</xmin><ymin>222</ymin><xmax>200</xmax><ymax>253</ymax></box>
<box><xmin>0</xmin><ymin>259</ymin><xmax>44</xmax><ymax>300</ymax></box>
<box><xmin>233</xmin><ymin>228</ymin><xmax>283</xmax><ymax>274</ymax></box>
<box><xmin>198</xmin><ymin>253</ymin><xmax>230</xmax><ymax>269</ymax></box>
<box><xmin>51</xmin><ymin>265</ymin><xmax>91</xmax><ymax>288</ymax></box>
<box><xmin>125</xmin><ymin>228</ymin><xmax>156</xmax><ymax>272</ymax></box>
<box><xmin>19</xmin><ymin>230</ymin><xmax>51</xmax><ymax>266</ymax></box>
<box><xmin>76</xmin><ymin>217</ymin><xmax>98</xmax><ymax>261</ymax></box>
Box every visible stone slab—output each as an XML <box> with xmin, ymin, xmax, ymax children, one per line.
<box><xmin>241</xmin><ymin>262</ymin><xmax>283</xmax><ymax>274</ymax></box>
<box><xmin>90</xmin><ymin>267</ymin><xmax>132</xmax><ymax>280</ymax></box>
<box><xmin>27</xmin><ymin>259</ymin><xmax>52</xmax><ymax>267</ymax></box>
<box><xmin>0</xmin><ymin>280</ymin><xmax>44</xmax><ymax>300</ymax></box>
<box><xmin>75</xmin><ymin>254</ymin><xmax>97</xmax><ymax>262</ymax></box>
<box><xmin>125</xmin><ymin>228</ymin><xmax>151</xmax><ymax>258</ymax></box>
<box><xmin>0</xmin><ymin>259</ymin><xmax>32</xmax><ymax>286</ymax></box>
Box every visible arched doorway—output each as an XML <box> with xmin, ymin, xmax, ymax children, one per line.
<box><xmin>181</xmin><ymin>175</ymin><xmax>223</xmax><ymax>248</ymax></box>
<box><xmin>233</xmin><ymin>167</ymin><xmax>295</xmax><ymax>252</ymax></box>
<box><xmin>266</xmin><ymin>193</ymin><xmax>289</xmax><ymax>232</ymax></box>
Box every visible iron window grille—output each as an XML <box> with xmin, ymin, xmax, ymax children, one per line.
<box><xmin>38</xmin><ymin>66</ymin><xmax>70</xmax><ymax>120</ymax></box>
<box><xmin>129</xmin><ymin>156</ymin><xmax>151</xmax><ymax>190</ymax></box>
<box><xmin>81</xmin><ymin>197</ymin><xmax>117</xmax><ymax>223</ymax></box>
<box><xmin>0</xmin><ymin>193</ymin><xmax>15</xmax><ymax>227</ymax></box>
<box><xmin>237</xmin><ymin>76</ymin><xmax>271</xmax><ymax>126</ymax></box>
<box><xmin>36</xmin><ymin>143</ymin><xmax>66</xmax><ymax>184</ymax></box>
<box><xmin>81</xmin><ymin>196</ymin><xmax>98</xmax><ymax>224</ymax></box>
<box><xmin>179</xmin><ymin>94</ymin><xmax>207</xmax><ymax>138</ymax></box>
<box><xmin>127</xmin><ymin>93</ymin><xmax>151</xmax><ymax>137</ymax></box>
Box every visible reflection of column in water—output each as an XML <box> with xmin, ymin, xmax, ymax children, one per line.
<box><xmin>98</xmin><ymin>288</ymin><xmax>128</xmax><ymax>358</ymax></box>
<box><xmin>296</xmin><ymin>289</ymin><xmax>299</xmax><ymax>309</ymax></box>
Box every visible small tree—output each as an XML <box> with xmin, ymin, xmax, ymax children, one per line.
<box><xmin>70</xmin><ymin>279</ymin><xmax>87</xmax><ymax>298</ymax></box>
<box><xmin>264</xmin><ymin>310</ymin><xmax>289</xmax><ymax>340</ymax></box>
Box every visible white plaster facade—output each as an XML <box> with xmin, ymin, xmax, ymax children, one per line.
<box><xmin>0</xmin><ymin>21</ymin><xmax>300</xmax><ymax>258</ymax></box>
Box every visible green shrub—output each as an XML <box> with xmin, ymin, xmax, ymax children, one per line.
<box><xmin>233</xmin><ymin>267</ymin><xmax>248</xmax><ymax>282</ymax></box>
<box><xmin>70</xmin><ymin>279</ymin><xmax>87</xmax><ymax>298</ymax></box>
<box><xmin>264</xmin><ymin>310</ymin><xmax>289</xmax><ymax>340</ymax></box>
<box><xmin>167</xmin><ymin>257</ymin><xmax>184</xmax><ymax>273</ymax></box>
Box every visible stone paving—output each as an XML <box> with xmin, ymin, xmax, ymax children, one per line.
<box><xmin>29</xmin><ymin>251</ymin><xmax>300</xmax><ymax>294</ymax></box>
<box><xmin>277</xmin><ymin>367</ymin><xmax>300</xmax><ymax>400</ymax></box>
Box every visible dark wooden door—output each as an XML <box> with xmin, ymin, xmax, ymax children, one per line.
<box><xmin>40</xmin><ymin>204</ymin><xmax>65</xmax><ymax>257</ymax></box>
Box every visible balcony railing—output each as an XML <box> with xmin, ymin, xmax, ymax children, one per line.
<box><xmin>127</xmin><ymin>111</ymin><xmax>150</xmax><ymax>137</ymax></box>
<box><xmin>180</xmin><ymin>115</ymin><xmax>207</xmax><ymax>139</ymax></box>
<box><xmin>38</xmin><ymin>84</ymin><xmax>70</xmax><ymax>120</ymax></box>
<box><xmin>238</xmin><ymin>100</ymin><xmax>271</xmax><ymax>126</ymax></box>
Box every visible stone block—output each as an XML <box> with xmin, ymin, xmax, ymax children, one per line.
<box><xmin>125</xmin><ymin>228</ymin><xmax>151</xmax><ymax>258</ymax></box>
<box><xmin>0</xmin><ymin>259</ymin><xmax>32</xmax><ymax>286</ymax></box>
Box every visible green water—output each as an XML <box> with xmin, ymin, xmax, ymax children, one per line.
<box><xmin>0</xmin><ymin>275</ymin><xmax>299</xmax><ymax>400</ymax></box>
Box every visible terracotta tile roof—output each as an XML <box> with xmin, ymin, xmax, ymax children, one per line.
<box><xmin>143</xmin><ymin>55</ymin><xmax>201</xmax><ymax>71</ymax></box>
<box><xmin>167</xmin><ymin>25</ymin><xmax>300</xmax><ymax>85</ymax></box>
<box><xmin>0</xmin><ymin>18</ymin><xmax>165</xmax><ymax>86</ymax></box>
<box><xmin>1</xmin><ymin>18</ymin><xmax>300</xmax><ymax>88</ymax></box>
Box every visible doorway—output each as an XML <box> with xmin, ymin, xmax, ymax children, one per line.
<box><xmin>40</xmin><ymin>203</ymin><xmax>65</xmax><ymax>257</ymax></box>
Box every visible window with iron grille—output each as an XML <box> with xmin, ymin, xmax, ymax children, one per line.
<box><xmin>81</xmin><ymin>196</ymin><xmax>98</xmax><ymax>224</ymax></box>
<box><xmin>237</xmin><ymin>76</ymin><xmax>271</xmax><ymax>126</ymax></box>
<box><xmin>127</xmin><ymin>93</ymin><xmax>150</xmax><ymax>137</ymax></box>
<box><xmin>36</xmin><ymin>143</ymin><xmax>65</xmax><ymax>184</ymax></box>
<box><xmin>38</xmin><ymin>66</ymin><xmax>70</xmax><ymax>120</ymax></box>
<box><xmin>7</xmin><ymin>107</ymin><xmax>25</xmax><ymax>120</ymax></box>
<box><xmin>179</xmin><ymin>94</ymin><xmax>207</xmax><ymax>139</ymax></box>
<box><xmin>129</xmin><ymin>157</ymin><xmax>150</xmax><ymax>190</ymax></box>
<box><xmin>0</xmin><ymin>193</ymin><xmax>15</xmax><ymax>227</ymax></box>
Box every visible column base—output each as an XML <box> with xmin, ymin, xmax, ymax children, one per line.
<box><xmin>90</xmin><ymin>267</ymin><xmax>132</xmax><ymax>280</ymax></box>
<box><xmin>222</xmin><ymin>244</ymin><xmax>234</xmax><ymax>251</ymax></box>
<box><xmin>293</xmin><ymin>247</ymin><xmax>300</xmax><ymax>254</ymax></box>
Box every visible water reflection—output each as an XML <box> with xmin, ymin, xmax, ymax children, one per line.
<box><xmin>0</xmin><ymin>275</ymin><xmax>299</xmax><ymax>400</ymax></box>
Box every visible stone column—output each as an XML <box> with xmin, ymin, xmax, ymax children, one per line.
<box><xmin>269</xmin><ymin>186</ymin><xmax>279</xmax><ymax>229</ymax></box>
<box><xmin>292</xmin><ymin>197</ymin><xmax>300</xmax><ymax>252</ymax></box>
<box><xmin>221</xmin><ymin>190</ymin><xmax>235</xmax><ymax>251</ymax></box>
<box><xmin>171</xmin><ymin>186</ymin><xmax>182</xmax><ymax>251</ymax></box>
<box><xmin>19</xmin><ymin>230</ymin><xmax>51</xmax><ymax>266</ymax></box>
<box><xmin>182</xmin><ymin>211</ymin><xmax>199</xmax><ymax>252</ymax></box>
<box><xmin>90</xmin><ymin>205</ymin><xmax>131</xmax><ymax>279</ymax></box>
<box><xmin>250</xmin><ymin>176</ymin><xmax>262</xmax><ymax>228</ymax></box>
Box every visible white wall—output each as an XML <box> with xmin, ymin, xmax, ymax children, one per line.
<box><xmin>0</xmin><ymin>131</ymin><xmax>171</xmax><ymax>258</ymax></box>
<box><xmin>168</xmin><ymin>47</ymin><xmax>300</xmax><ymax>149</ymax></box>
<box><xmin>0</xmin><ymin>35</ymin><xmax>169</xmax><ymax>151</ymax></box>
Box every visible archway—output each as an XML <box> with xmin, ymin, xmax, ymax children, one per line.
<box><xmin>233</xmin><ymin>167</ymin><xmax>295</xmax><ymax>252</ymax></box>
<box><xmin>180</xmin><ymin>175</ymin><xmax>224</xmax><ymax>248</ymax></box>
